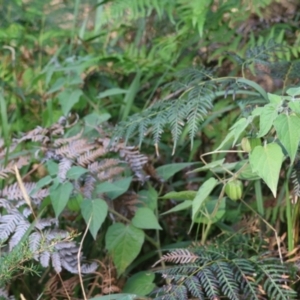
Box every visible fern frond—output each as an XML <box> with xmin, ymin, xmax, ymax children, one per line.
<box><xmin>0</xmin><ymin>210</ymin><xmax>26</xmax><ymax>242</ymax></box>
<box><xmin>153</xmin><ymin>249</ymin><xmax>198</xmax><ymax>266</ymax></box>
<box><xmin>153</xmin><ymin>242</ymin><xmax>297</xmax><ymax>300</ymax></box>
<box><xmin>58</xmin><ymin>157</ymin><xmax>73</xmax><ymax>181</ymax></box>
<box><xmin>77</xmin><ymin>147</ymin><xmax>107</xmax><ymax>166</ymax></box>
<box><xmin>0</xmin><ymin>156</ymin><xmax>30</xmax><ymax>179</ymax></box>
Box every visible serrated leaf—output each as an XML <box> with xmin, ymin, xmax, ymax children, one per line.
<box><xmin>80</xmin><ymin>199</ymin><xmax>108</xmax><ymax>239</ymax></box>
<box><xmin>156</xmin><ymin>162</ymin><xmax>198</xmax><ymax>181</ymax></box>
<box><xmin>161</xmin><ymin>200</ymin><xmax>192</xmax><ymax>215</ymax></box>
<box><xmin>192</xmin><ymin>177</ymin><xmax>217</xmax><ymax>220</ymax></box>
<box><xmin>58</xmin><ymin>88</ymin><xmax>83</xmax><ymax>116</ymax></box>
<box><xmin>249</xmin><ymin>143</ymin><xmax>284</xmax><ymax>197</ymax></box>
<box><xmin>105</xmin><ymin>223</ymin><xmax>144</xmax><ymax>276</ymax></box>
<box><xmin>66</xmin><ymin>166</ymin><xmax>88</xmax><ymax>180</ymax></box>
<box><xmin>160</xmin><ymin>191</ymin><xmax>197</xmax><ymax>200</ymax></box>
<box><xmin>274</xmin><ymin>114</ymin><xmax>300</xmax><ymax>163</ymax></box>
<box><xmin>50</xmin><ymin>182</ymin><xmax>73</xmax><ymax>217</ymax></box>
<box><xmin>132</xmin><ymin>208</ymin><xmax>162</xmax><ymax>230</ymax></box>
<box><xmin>96</xmin><ymin>177</ymin><xmax>132</xmax><ymax>200</ymax></box>
<box><xmin>216</xmin><ymin>118</ymin><xmax>249</xmax><ymax>150</ymax></box>
<box><xmin>123</xmin><ymin>271</ymin><xmax>155</xmax><ymax>296</ymax></box>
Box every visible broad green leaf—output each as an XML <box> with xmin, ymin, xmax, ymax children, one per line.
<box><xmin>192</xmin><ymin>177</ymin><xmax>217</xmax><ymax>220</ymax></box>
<box><xmin>138</xmin><ymin>186</ymin><xmax>158</xmax><ymax>210</ymax></box>
<box><xmin>98</xmin><ymin>88</ymin><xmax>127</xmax><ymax>99</ymax></box>
<box><xmin>46</xmin><ymin>160</ymin><xmax>58</xmax><ymax>176</ymax></box>
<box><xmin>160</xmin><ymin>191</ymin><xmax>197</xmax><ymax>201</ymax></box>
<box><xmin>67</xmin><ymin>194</ymin><xmax>83</xmax><ymax>212</ymax></box>
<box><xmin>105</xmin><ymin>223</ymin><xmax>144</xmax><ymax>276</ymax></box>
<box><xmin>216</xmin><ymin>118</ymin><xmax>249</xmax><ymax>150</ymax></box>
<box><xmin>123</xmin><ymin>271</ymin><xmax>155</xmax><ymax>296</ymax></box>
<box><xmin>96</xmin><ymin>177</ymin><xmax>132</xmax><ymax>200</ymax></box>
<box><xmin>267</xmin><ymin>93</ymin><xmax>282</xmax><ymax>104</ymax></box>
<box><xmin>50</xmin><ymin>182</ymin><xmax>73</xmax><ymax>217</ymax></box>
<box><xmin>274</xmin><ymin>114</ymin><xmax>300</xmax><ymax>163</ymax></box>
<box><xmin>286</xmin><ymin>86</ymin><xmax>300</xmax><ymax>97</ymax></box>
<box><xmin>156</xmin><ymin>162</ymin><xmax>198</xmax><ymax>181</ymax></box>
<box><xmin>81</xmin><ymin>199</ymin><xmax>108</xmax><ymax>239</ymax></box>
<box><xmin>58</xmin><ymin>88</ymin><xmax>83</xmax><ymax>116</ymax></box>
<box><xmin>289</xmin><ymin>101</ymin><xmax>300</xmax><ymax>115</ymax></box>
<box><xmin>161</xmin><ymin>200</ymin><xmax>192</xmax><ymax>215</ymax></box>
<box><xmin>249</xmin><ymin>143</ymin><xmax>284</xmax><ymax>197</ymax></box>
<box><xmin>132</xmin><ymin>208</ymin><xmax>162</xmax><ymax>230</ymax></box>
<box><xmin>194</xmin><ymin>198</ymin><xmax>226</xmax><ymax>224</ymax></box>
<box><xmin>237</xmin><ymin>164</ymin><xmax>260</xmax><ymax>180</ymax></box>
<box><xmin>254</xmin><ymin>103</ymin><xmax>278</xmax><ymax>137</ymax></box>
<box><xmin>66</xmin><ymin>166</ymin><xmax>88</xmax><ymax>180</ymax></box>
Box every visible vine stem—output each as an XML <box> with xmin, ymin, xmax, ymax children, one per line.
<box><xmin>78</xmin><ymin>216</ymin><xmax>91</xmax><ymax>300</ymax></box>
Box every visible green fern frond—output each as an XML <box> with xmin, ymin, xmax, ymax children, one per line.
<box><xmin>153</xmin><ymin>243</ymin><xmax>297</xmax><ymax>300</ymax></box>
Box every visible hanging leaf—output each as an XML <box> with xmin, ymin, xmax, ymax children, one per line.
<box><xmin>161</xmin><ymin>200</ymin><xmax>192</xmax><ymax>215</ymax></box>
<box><xmin>96</xmin><ymin>177</ymin><xmax>132</xmax><ymax>200</ymax></box>
<box><xmin>50</xmin><ymin>182</ymin><xmax>73</xmax><ymax>217</ymax></box>
<box><xmin>274</xmin><ymin>114</ymin><xmax>300</xmax><ymax>164</ymax></box>
<box><xmin>80</xmin><ymin>199</ymin><xmax>108</xmax><ymax>239</ymax></box>
<box><xmin>192</xmin><ymin>177</ymin><xmax>217</xmax><ymax>220</ymax></box>
<box><xmin>249</xmin><ymin>143</ymin><xmax>284</xmax><ymax>197</ymax></box>
<box><xmin>132</xmin><ymin>207</ymin><xmax>162</xmax><ymax>230</ymax></box>
<box><xmin>216</xmin><ymin>118</ymin><xmax>249</xmax><ymax>150</ymax></box>
<box><xmin>253</xmin><ymin>103</ymin><xmax>279</xmax><ymax>138</ymax></box>
<box><xmin>105</xmin><ymin>223</ymin><xmax>144</xmax><ymax>276</ymax></box>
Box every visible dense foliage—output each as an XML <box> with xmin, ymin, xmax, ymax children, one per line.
<box><xmin>0</xmin><ymin>0</ymin><xmax>300</xmax><ymax>299</ymax></box>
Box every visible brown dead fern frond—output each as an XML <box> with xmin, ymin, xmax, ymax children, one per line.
<box><xmin>89</xmin><ymin>257</ymin><xmax>120</xmax><ymax>296</ymax></box>
<box><xmin>87</xmin><ymin>159</ymin><xmax>120</xmax><ymax>174</ymax></box>
<box><xmin>0</xmin><ymin>182</ymin><xmax>49</xmax><ymax>203</ymax></box>
<box><xmin>54</xmin><ymin>129</ymin><xmax>84</xmax><ymax>147</ymax></box>
<box><xmin>113</xmin><ymin>191</ymin><xmax>139</xmax><ymax>219</ymax></box>
<box><xmin>77</xmin><ymin>147</ymin><xmax>108</xmax><ymax>166</ymax></box>
<box><xmin>44</xmin><ymin>274</ymin><xmax>80</xmax><ymax>300</ymax></box>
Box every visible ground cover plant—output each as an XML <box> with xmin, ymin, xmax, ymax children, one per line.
<box><xmin>1</xmin><ymin>0</ymin><xmax>300</xmax><ymax>299</ymax></box>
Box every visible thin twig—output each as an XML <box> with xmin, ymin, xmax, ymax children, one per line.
<box><xmin>78</xmin><ymin>217</ymin><xmax>92</xmax><ymax>300</ymax></box>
